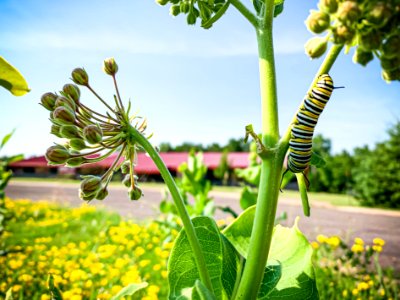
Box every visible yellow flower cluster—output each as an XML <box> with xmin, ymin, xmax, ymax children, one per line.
<box><xmin>1</xmin><ymin>198</ymin><xmax>177</xmax><ymax>300</ymax></box>
<box><xmin>315</xmin><ymin>234</ymin><xmax>341</xmax><ymax>248</ymax></box>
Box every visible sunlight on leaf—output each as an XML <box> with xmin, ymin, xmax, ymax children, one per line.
<box><xmin>0</xmin><ymin>56</ymin><xmax>30</xmax><ymax>96</ymax></box>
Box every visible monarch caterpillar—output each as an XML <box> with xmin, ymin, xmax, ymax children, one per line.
<box><xmin>286</xmin><ymin>74</ymin><xmax>337</xmax><ymax>176</ymax></box>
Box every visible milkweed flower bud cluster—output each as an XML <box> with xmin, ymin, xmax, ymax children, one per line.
<box><xmin>305</xmin><ymin>0</ymin><xmax>400</xmax><ymax>82</ymax></box>
<box><xmin>41</xmin><ymin>58</ymin><xmax>150</xmax><ymax>201</ymax></box>
<box><xmin>156</xmin><ymin>0</ymin><xmax>230</xmax><ymax>29</ymax></box>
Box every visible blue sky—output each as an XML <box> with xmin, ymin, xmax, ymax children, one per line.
<box><xmin>0</xmin><ymin>0</ymin><xmax>399</xmax><ymax>157</ymax></box>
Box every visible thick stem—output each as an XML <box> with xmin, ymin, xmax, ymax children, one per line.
<box><xmin>235</xmin><ymin>3</ymin><xmax>281</xmax><ymax>298</ymax></box>
<box><xmin>280</xmin><ymin>44</ymin><xmax>344</xmax><ymax>147</ymax></box>
<box><xmin>128</xmin><ymin>126</ymin><xmax>214</xmax><ymax>293</ymax></box>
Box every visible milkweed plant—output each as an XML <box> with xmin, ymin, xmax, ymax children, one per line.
<box><xmin>40</xmin><ymin>0</ymin><xmax>400</xmax><ymax>299</ymax></box>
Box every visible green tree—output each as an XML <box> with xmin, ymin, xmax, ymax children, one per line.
<box><xmin>352</xmin><ymin>122</ymin><xmax>400</xmax><ymax>208</ymax></box>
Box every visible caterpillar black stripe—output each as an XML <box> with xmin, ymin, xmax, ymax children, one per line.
<box><xmin>287</xmin><ymin>74</ymin><xmax>334</xmax><ymax>174</ymax></box>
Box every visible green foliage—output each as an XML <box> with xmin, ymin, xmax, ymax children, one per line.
<box><xmin>0</xmin><ymin>56</ymin><xmax>30</xmax><ymax>96</ymax></box>
<box><xmin>110</xmin><ymin>282</ymin><xmax>149</xmax><ymax>300</ymax></box>
<box><xmin>223</xmin><ymin>206</ymin><xmax>318</xmax><ymax>299</ymax></box>
<box><xmin>47</xmin><ymin>274</ymin><xmax>63</xmax><ymax>300</ymax></box>
<box><xmin>352</xmin><ymin>122</ymin><xmax>400</xmax><ymax>208</ymax></box>
<box><xmin>167</xmin><ymin>216</ymin><xmax>240</xmax><ymax>299</ymax></box>
<box><xmin>158</xmin><ymin>138</ymin><xmax>250</xmax><ymax>153</ymax></box>
<box><xmin>312</xmin><ymin>235</ymin><xmax>399</xmax><ymax>299</ymax></box>
<box><xmin>213</xmin><ymin>150</ymin><xmax>230</xmax><ymax>185</ymax></box>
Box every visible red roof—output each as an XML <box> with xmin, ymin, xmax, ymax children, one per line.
<box><xmin>10</xmin><ymin>152</ymin><xmax>250</xmax><ymax>175</ymax></box>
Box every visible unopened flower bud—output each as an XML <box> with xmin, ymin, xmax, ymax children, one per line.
<box><xmin>62</xmin><ymin>84</ymin><xmax>80</xmax><ymax>104</ymax></box>
<box><xmin>83</xmin><ymin>125</ymin><xmax>103</xmax><ymax>144</ymax></box>
<box><xmin>51</xmin><ymin>124</ymin><xmax>62</xmax><ymax>138</ymax></box>
<box><xmin>382</xmin><ymin>68</ymin><xmax>400</xmax><ymax>82</ymax></box>
<box><xmin>45</xmin><ymin>145</ymin><xmax>70</xmax><ymax>165</ymax></box>
<box><xmin>80</xmin><ymin>175</ymin><xmax>102</xmax><ymax>196</ymax></box>
<box><xmin>60</xmin><ymin>125</ymin><xmax>81</xmax><ymax>139</ymax></box>
<box><xmin>366</xmin><ymin>2</ymin><xmax>392</xmax><ymax>27</ymax></box>
<box><xmin>380</xmin><ymin>56</ymin><xmax>400</xmax><ymax>71</ymax></box>
<box><xmin>96</xmin><ymin>187</ymin><xmax>108</xmax><ymax>200</ymax></box>
<box><xmin>187</xmin><ymin>11</ymin><xmax>197</xmax><ymax>25</ymax></box>
<box><xmin>337</xmin><ymin>1</ymin><xmax>361</xmax><ymax>25</ymax></box>
<box><xmin>121</xmin><ymin>161</ymin><xmax>131</xmax><ymax>174</ymax></box>
<box><xmin>332</xmin><ymin>24</ymin><xmax>355</xmax><ymax>45</ymax></box>
<box><xmin>71</xmin><ymin>68</ymin><xmax>89</xmax><ymax>86</ymax></box>
<box><xmin>103</xmin><ymin>58</ymin><xmax>118</xmax><ymax>76</ymax></box>
<box><xmin>180</xmin><ymin>1</ymin><xmax>190</xmax><ymax>13</ymax></box>
<box><xmin>69</xmin><ymin>138</ymin><xmax>87</xmax><ymax>151</ymax></box>
<box><xmin>305</xmin><ymin>10</ymin><xmax>330</xmax><ymax>34</ymax></box>
<box><xmin>122</xmin><ymin>174</ymin><xmax>131</xmax><ymax>187</ymax></box>
<box><xmin>305</xmin><ymin>37</ymin><xmax>328</xmax><ymax>59</ymax></box>
<box><xmin>53</xmin><ymin>106</ymin><xmax>76</xmax><ymax>125</ymax></box>
<box><xmin>359</xmin><ymin>29</ymin><xmax>382</xmax><ymax>51</ymax></box>
<box><xmin>40</xmin><ymin>92</ymin><xmax>57</xmax><ymax>111</ymax></box>
<box><xmin>55</xmin><ymin>96</ymin><xmax>76</xmax><ymax>112</ymax></box>
<box><xmin>382</xmin><ymin>35</ymin><xmax>400</xmax><ymax>59</ymax></box>
<box><xmin>353</xmin><ymin>48</ymin><xmax>374</xmax><ymax>66</ymax></box>
<box><xmin>128</xmin><ymin>185</ymin><xmax>143</xmax><ymax>201</ymax></box>
<box><xmin>78</xmin><ymin>107</ymin><xmax>92</xmax><ymax>120</ymax></box>
<box><xmin>319</xmin><ymin>0</ymin><xmax>338</xmax><ymax>14</ymax></box>
<box><xmin>79</xmin><ymin>189</ymin><xmax>96</xmax><ymax>201</ymax></box>
<box><xmin>156</xmin><ymin>0</ymin><xmax>169</xmax><ymax>6</ymax></box>
<box><xmin>170</xmin><ymin>4</ymin><xmax>180</xmax><ymax>16</ymax></box>
<box><xmin>66</xmin><ymin>157</ymin><xmax>85</xmax><ymax>167</ymax></box>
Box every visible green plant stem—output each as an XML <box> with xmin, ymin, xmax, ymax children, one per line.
<box><xmin>280</xmin><ymin>44</ymin><xmax>344</xmax><ymax>147</ymax></box>
<box><xmin>235</xmin><ymin>2</ymin><xmax>281</xmax><ymax>298</ymax></box>
<box><xmin>229</xmin><ymin>0</ymin><xmax>259</xmax><ymax>28</ymax></box>
<box><xmin>128</xmin><ymin>125</ymin><xmax>214</xmax><ymax>293</ymax></box>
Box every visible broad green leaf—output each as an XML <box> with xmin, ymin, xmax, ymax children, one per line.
<box><xmin>1</xmin><ymin>130</ymin><xmax>15</xmax><ymax>150</ymax></box>
<box><xmin>267</xmin><ymin>219</ymin><xmax>318</xmax><ymax>299</ymax></box>
<box><xmin>110</xmin><ymin>282</ymin><xmax>148</xmax><ymax>300</ymax></box>
<box><xmin>295</xmin><ymin>173</ymin><xmax>310</xmax><ymax>217</ymax></box>
<box><xmin>239</xmin><ymin>186</ymin><xmax>257</xmax><ymax>210</ymax></box>
<box><xmin>235</xmin><ymin>166</ymin><xmax>261</xmax><ymax>185</ymax></box>
<box><xmin>168</xmin><ymin>216</ymin><xmax>224</xmax><ymax>299</ymax></box>
<box><xmin>193</xmin><ymin>280</ymin><xmax>217</xmax><ymax>300</ymax></box>
<box><xmin>47</xmin><ymin>274</ymin><xmax>63</xmax><ymax>300</ymax></box>
<box><xmin>274</xmin><ymin>0</ymin><xmax>284</xmax><ymax>4</ymax></box>
<box><xmin>0</xmin><ymin>56</ymin><xmax>30</xmax><ymax>96</ymax></box>
<box><xmin>223</xmin><ymin>209</ymin><xmax>318</xmax><ymax>299</ymax></box>
<box><xmin>168</xmin><ymin>217</ymin><xmax>241</xmax><ymax>299</ymax></box>
<box><xmin>310</xmin><ymin>152</ymin><xmax>326</xmax><ymax>168</ymax></box>
<box><xmin>258</xmin><ymin>261</ymin><xmax>282</xmax><ymax>299</ymax></box>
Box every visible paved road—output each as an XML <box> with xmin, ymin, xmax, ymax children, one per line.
<box><xmin>6</xmin><ymin>181</ymin><xmax>400</xmax><ymax>273</ymax></box>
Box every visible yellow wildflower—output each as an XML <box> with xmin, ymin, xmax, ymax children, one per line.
<box><xmin>357</xmin><ymin>282</ymin><xmax>369</xmax><ymax>290</ymax></box>
<box><xmin>372</xmin><ymin>245</ymin><xmax>383</xmax><ymax>253</ymax></box>
<box><xmin>379</xmin><ymin>288</ymin><xmax>385</xmax><ymax>296</ymax></box>
<box><xmin>352</xmin><ymin>288</ymin><xmax>359</xmax><ymax>296</ymax></box>
<box><xmin>351</xmin><ymin>244</ymin><xmax>364</xmax><ymax>253</ymax></box>
<box><xmin>41</xmin><ymin>294</ymin><xmax>51</xmax><ymax>300</ymax></box>
<box><xmin>373</xmin><ymin>238</ymin><xmax>385</xmax><ymax>246</ymax></box>
<box><xmin>354</xmin><ymin>237</ymin><xmax>364</xmax><ymax>245</ymax></box>
<box><xmin>153</xmin><ymin>264</ymin><xmax>161</xmax><ymax>271</ymax></box>
<box><xmin>342</xmin><ymin>290</ymin><xmax>348</xmax><ymax>297</ymax></box>
<box><xmin>12</xmin><ymin>285</ymin><xmax>22</xmax><ymax>292</ymax></box>
<box><xmin>316</xmin><ymin>234</ymin><xmax>328</xmax><ymax>244</ymax></box>
<box><xmin>311</xmin><ymin>241</ymin><xmax>319</xmax><ymax>249</ymax></box>
<box><xmin>327</xmin><ymin>236</ymin><xmax>340</xmax><ymax>248</ymax></box>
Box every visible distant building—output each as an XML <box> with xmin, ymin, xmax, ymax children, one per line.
<box><xmin>9</xmin><ymin>152</ymin><xmax>250</xmax><ymax>182</ymax></box>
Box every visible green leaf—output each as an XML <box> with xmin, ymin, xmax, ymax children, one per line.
<box><xmin>168</xmin><ymin>216</ymin><xmax>241</xmax><ymax>299</ymax></box>
<box><xmin>274</xmin><ymin>3</ymin><xmax>284</xmax><ymax>17</ymax></box>
<box><xmin>223</xmin><ymin>209</ymin><xmax>318</xmax><ymax>299</ymax></box>
<box><xmin>274</xmin><ymin>0</ymin><xmax>284</xmax><ymax>4</ymax></box>
<box><xmin>110</xmin><ymin>282</ymin><xmax>148</xmax><ymax>300</ymax></box>
<box><xmin>1</xmin><ymin>130</ymin><xmax>15</xmax><ymax>150</ymax></box>
<box><xmin>235</xmin><ymin>166</ymin><xmax>261</xmax><ymax>185</ymax></box>
<box><xmin>47</xmin><ymin>274</ymin><xmax>63</xmax><ymax>300</ymax></box>
<box><xmin>0</xmin><ymin>56</ymin><xmax>30</xmax><ymax>96</ymax></box>
<box><xmin>239</xmin><ymin>186</ymin><xmax>258</xmax><ymax>210</ymax></box>
<box><xmin>193</xmin><ymin>280</ymin><xmax>217</xmax><ymax>300</ymax></box>
<box><xmin>295</xmin><ymin>173</ymin><xmax>310</xmax><ymax>217</ymax></box>
<box><xmin>258</xmin><ymin>261</ymin><xmax>282</xmax><ymax>299</ymax></box>
<box><xmin>4</xmin><ymin>154</ymin><xmax>24</xmax><ymax>164</ymax></box>
<box><xmin>310</xmin><ymin>152</ymin><xmax>326</xmax><ymax>168</ymax></box>
<box><xmin>280</xmin><ymin>170</ymin><xmax>294</xmax><ymax>190</ymax></box>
